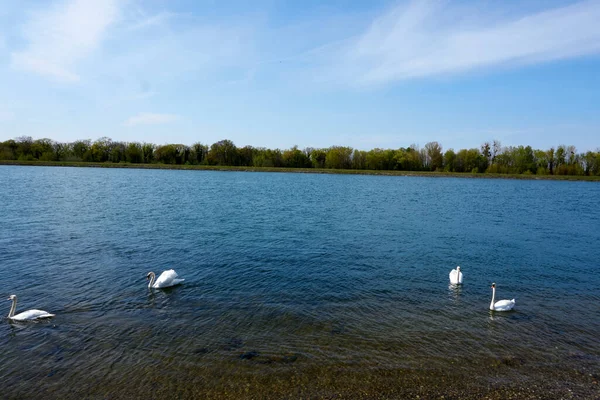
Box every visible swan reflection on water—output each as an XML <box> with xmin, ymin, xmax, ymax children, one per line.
<box><xmin>145</xmin><ymin>282</ymin><xmax>184</xmax><ymax>312</ymax></box>
<box><xmin>487</xmin><ymin>309</ymin><xmax>519</xmax><ymax>322</ymax></box>
<box><xmin>447</xmin><ymin>283</ymin><xmax>463</xmax><ymax>301</ymax></box>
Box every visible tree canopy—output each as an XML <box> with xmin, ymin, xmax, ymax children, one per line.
<box><xmin>1</xmin><ymin>136</ymin><xmax>599</xmax><ymax>176</ymax></box>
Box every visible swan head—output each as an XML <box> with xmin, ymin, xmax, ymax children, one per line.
<box><xmin>7</xmin><ymin>295</ymin><xmax>16</xmax><ymax>301</ymax></box>
<box><xmin>146</xmin><ymin>272</ymin><xmax>155</xmax><ymax>280</ymax></box>
<box><xmin>491</xmin><ymin>283</ymin><xmax>496</xmax><ymax>289</ymax></box>
<box><xmin>456</xmin><ymin>266</ymin><xmax>460</xmax><ymax>272</ymax></box>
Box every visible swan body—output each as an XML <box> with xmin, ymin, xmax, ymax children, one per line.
<box><xmin>7</xmin><ymin>295</ymin><xmax>55</xmax><ymax>321</ymax></box>
<box><xmin>449</xmin><ymin>266</ymin><xmax>463</xmax><ymax>284</ymax></box>
<box><xmin>489</xmin><ymin>283</ymin><xmax>515</xmax><ymax>311</ymax></box>
<box><xmin>147</xmin><ymin>269</ymin><xmax>185</xmax><ymax>289</ymax></box>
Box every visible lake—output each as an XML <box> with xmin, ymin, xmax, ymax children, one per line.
<box><xmin>0</xmin><ymin>165</ymin><xmax>599</xmax><ymax>399</ymax></box>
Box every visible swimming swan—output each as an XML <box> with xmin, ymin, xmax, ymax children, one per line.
<box><xmin>146</xmin><ymin>269</ymin><xmax>185</xmax><ymax>289</ymax></box>
<box><xmin>7</xmin><ymin>295</ymin><xmax>55</xmax><ymax>321</ymax></box>
<box><xmin>489</xmin><ymin>283</ymin><xmax>515</xmax><ymax>311</ymax></box>
<box><xmin>449</xmin><ymin>266</ymin><xmax>463</xmax><ymax>284</ymax></box>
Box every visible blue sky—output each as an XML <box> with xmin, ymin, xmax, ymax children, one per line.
<box><xmin>0</xmin><ymin>0</ymin><xmax>599</xmax><ymax>152</ymax></box>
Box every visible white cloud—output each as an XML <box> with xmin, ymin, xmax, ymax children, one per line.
<box><xmin>123</xmin><ymin>112</ymin><xmax>181</xmax><ymax>127</ymax></box>
<box><xmin>11</xmin><ymin>0</ymin><xmax>120</xmax><ymax>82</ymax></box>
<box><xmin>328</xmin><ymin>0</ymin><xmax>600</xmax><ymax>86</ymax></box>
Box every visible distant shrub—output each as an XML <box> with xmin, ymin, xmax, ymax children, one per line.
<box><xmin>39</xmin><ymin>151</ymin><xmax>55</xmax><ymax>161</ymax></box>
<box><xmin>0</xmin><ymin>150</ymin><xmax>15</xmax><ymax>160</ymax></box>
<box><xmin>486</xmin><ymin>164</ymin><xmax>500</xmax><ymax>174</ymax></box>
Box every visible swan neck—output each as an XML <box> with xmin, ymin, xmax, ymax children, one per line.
<box><xmin>148</xmin><ymin>273</ymin><xmax>155</xmax><ymax>288</ymax></box>
<box><xmin>8</xmin><ymin>297</ymin><xmax>16</xmax><ymax>318</ymax></box>
<box><xmin>490</xmin><ymin>287</ymin><xmax>496</xmax><ymax>310</ymax></box>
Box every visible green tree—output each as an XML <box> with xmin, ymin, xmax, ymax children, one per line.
<box><xmin>142</xmin><ymin>143</ymin><xmax>154</xmax><ymax>163</ymax></box>
<box><xmin>31</xmin><ymin>138</ymin><xmax>55</xmax><ymax>160</ymax></box>
<box><xmin>546</xmin><ymin>147</ymin><xmax>555</xmax><ymax>174</ymax></box>
<box><xmin>91</xmin><ymin>137</ymin><xmax>112</xmax><ymax>162</ymax></box>
<box><xmin>125</xmin><ymin>142</ymin><xmax>143</xmax><ymax>163</ymax></box>
<box><xmin>352</xmin><ymin>149</ymin><xmax>367</xmax><ymax>170</ymax></box>
<box><xmin>71</xmin><ymin>139</ymin><xmax>91</xmax><ymax>161</ymax></box>
<box><xmin>283</xmin><ymin>146</ymin><xmax>311</xmax><ymax>168</ymax></box>
<box><xmin>0</xmin><ymin>140</ymin><xmax>18</xmax><ymax>160</ymax></box>
<box><xmin>555</xmin><ymin>145</ymin><xmax>566</xmax><ymax>174</ymax></box>
<box><xmin>108</xmin><ymin>141</ymin><xmax>127</xmax><ymax>163</ymax></box>
<box><xmin>238</xmin><ymin>145</ymin><xmax>254</xmax><ymax>166</ymax></box>
<box><xmin>208</xmin><ymin>140</ymin><xmax>239</xmax><ymax>166</ymax></box>
<box><xmin>16</xmin><ymin>136</ymin><xmax>34</xmax><ymax>160</ymax></box>
<box><xmin>325</xmin><ymin>146</ymin><xmax>353</xmax><ymax>169</ymax></box>
<box><xmin>425</xmin><ymin>141</ymin><xmax>443</xmax><ymax>171</ymax></box>
<box><xmin>492</xmin><ymin>140</ymin><xmax>502</xmax><ymax>165</ymax></box>
<box><xmin>154</xmin><ymin>144</ymin><xmax>178</xmax><ymax>164</ymax></box>
<box><xmin>444</xmin><ymin>149</ymin><xmax>456</xmax><ymax>172</ymax></box>
<box><xmin>481</xmin><ymin>142</ymin><xmax>491</xmax><ymax>166</ymax></box>
<box><xmin>455</xmin><ymin>148</ymin><xmax>481</xmax><ymax>172</ymax></box>
<box><xmin>514</xmin><ymin>145</ymin><xmax>536</xmax><ymax>174</ymax></box>
<box><xmin>406</xmin><ymin>145</ymin><xmax>423</xmax><ymax>171</ymax></box>
<box><xmin>583</xmin><ymin>151</ymin><xmax>600</xmax><ymax>175</ymax></box>
<box><xmin>310</xmin><ymin>149</ymin><xmax>327</xmax><ymax>169</ymax></box>
<box><xmin>534</xmin><ymin>149</ymin><xmax>550</xmax><ymax>174</ymax></box>
<box><xmin>191</xmin><ymin>142</ymin><xmax>208</xmax><ymax>165</ymax></box>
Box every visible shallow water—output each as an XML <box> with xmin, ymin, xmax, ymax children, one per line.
<box><xmin>0</xmin><ymin>166</ymin><xmax>599</xmax><ymax>399</ymax></box>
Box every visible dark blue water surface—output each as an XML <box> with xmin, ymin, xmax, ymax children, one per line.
<box><xmin>1</xmin><ymin>166</ymin><xmax>599</xmax><ymax>399</ymax></box>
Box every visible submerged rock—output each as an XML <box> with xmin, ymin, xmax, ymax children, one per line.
<box><xmin>239</xmin><ymin>351</ymin><xmax>260</xmax><ymax>360</ymax></box>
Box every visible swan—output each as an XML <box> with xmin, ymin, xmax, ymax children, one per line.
<box><xmin>449</xmin><ymin>266</ymin><xmax>463</xmax><ymax>284</ymax></box>
<box><xmin>146</xmin><ymin>269</ymin><xmax>185</xmax><ymax>289</ymax></box>
<box><xmin>6</xmin><ymin>295</ymin><xmax>55</xmax><ymax>321</ymax></box>
<box><xmin>489</xmin><ymin>283</ymin><xmax>515</xmax><ymax>311</ymax></box>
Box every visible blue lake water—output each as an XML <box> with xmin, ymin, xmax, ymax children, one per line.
<box><xmin>0</xmin><ymin>165</ymin><xmax>599</xmax><ymax>399</ymax></box>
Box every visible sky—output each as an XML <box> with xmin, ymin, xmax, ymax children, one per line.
<box><xmin>0</xmin><ymin>0</ymin><xmax>599</xmax><ymax>152</ymax></box>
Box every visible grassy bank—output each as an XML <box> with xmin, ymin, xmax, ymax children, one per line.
<box><xmin>2</xmin><ymin>160</ymin><xmax>600</xmax><ymax>181</ymax></box>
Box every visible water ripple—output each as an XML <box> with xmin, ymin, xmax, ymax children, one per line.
<box><xmin>1</xmin><ymin>167</ymin><xmax>599</xmax><ymax>398</ymax></box>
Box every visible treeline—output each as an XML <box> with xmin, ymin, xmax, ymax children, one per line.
<box><xmin>1</xmin><ymin>136</ymin><xmax>600</xmax><ymax>176</ymax></box>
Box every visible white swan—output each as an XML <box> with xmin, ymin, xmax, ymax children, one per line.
<box><xmin>489</xmin><ymin>283</ymin><xmax>515</xmax><ymax>311</ymax></box>
<box><xmin>7</xmin><ymin>295</ymin><xmax>55</xmax><ymax>321</ymax></box>
<box><xmin>449</xmin><ymin>266</ymin><xmax>463</xmax><ymax>284</ymax></box>
<box><xmin>147</xmin><ymin>269</ymin><xmax>185</xmax><ymax>289</ymax></box>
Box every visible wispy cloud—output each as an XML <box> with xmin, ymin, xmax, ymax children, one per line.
<box><xmin>11</xmin><ymin>0</ymin><xmax>120</xmax><ymax>82</ymax></box>
<box><xmin>328</xmin><ymin>0</ymin><xmax>600</xmax><ymax>86</ymax></box>
<box><xmin>123</xmin><ymin>112</ymin><xmax>181</xmax><ymax>127</ymax></box>
<box><xmin>127</xmin><ymin>11</ymin><xmax>178</xmax><ymax>32</ymax></box>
